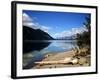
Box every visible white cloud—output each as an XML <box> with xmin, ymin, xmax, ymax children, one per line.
<box><xmin>23</xmin><ymin>13</ymin><xmax>32</xmax><ymax>23</ymax></box>
<box><xmin>40</xmin><ymin>26</ymin><xmax>51</xmax><ymax>33</ymax></box>
<box><xmin>23</xmin><ymin>13</ymin><xmax>39</xmax><ymax>29</ymax></box>
<box><xmin>22</xmin><ymin>13</ymin><xmax>51</xmax><ymax>32</ymax></box>
<box><xmin>54</xmin><ymin>27</ymin><xmax>87</xmax><ymax>38</ymax></box>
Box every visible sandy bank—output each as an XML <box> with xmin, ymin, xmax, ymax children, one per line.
<box><xmin>32</xmin><ymin>50</ymin><xmax>90</xmax><ymax>69</ymax></box>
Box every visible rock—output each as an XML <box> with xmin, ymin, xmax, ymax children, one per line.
<box><xmin>71</xmin><ymin>58</ymin><xmax>78</xmax><ymax>64</ymax></box>
<box><xmin>79</xmin><ymin>57</ymin><xmax>87</xmax><ymax>65</ymax></box>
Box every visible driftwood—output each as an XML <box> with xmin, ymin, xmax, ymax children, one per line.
<box><xmin>34</xmin><ymin>57</ymin><xmax>78</xmax><ymax>65</ymax></box>
<box><xmin>74</xmin><ymin>46</ymin><xmax>89</xmax><ymax>57</ymax></box>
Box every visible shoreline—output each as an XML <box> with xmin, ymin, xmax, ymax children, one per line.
<box><xmin>32</xmin><ymin>49</ymin><xmax>90</xmax><ymax>69</ymax></box>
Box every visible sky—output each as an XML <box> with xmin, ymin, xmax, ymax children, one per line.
<box><xmin>23</xmin><ymin>10</ymin><xmax>90</xmax><ymax>38</ymax></box>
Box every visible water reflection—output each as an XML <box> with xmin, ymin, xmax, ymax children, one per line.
<box><xmin>23</xmin><ymin>40</ymin><xmax>77</xmax><ymax>69</ymax></box>
<box><xmin>23</xmin><ymin>40</ymin><xmax>51</xmax><ymax>53</ymax></box>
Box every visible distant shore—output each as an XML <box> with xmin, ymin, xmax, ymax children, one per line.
<box><xmin>32</xmin><ymin>48</ymin><xmax>90</xmax><ymax>69</ymax></box>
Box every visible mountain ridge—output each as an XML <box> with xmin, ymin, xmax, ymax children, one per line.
<box><xmin>23</xmin><ymin>26</ymin><xmax>53</xmax><ymax>53</ymax></box>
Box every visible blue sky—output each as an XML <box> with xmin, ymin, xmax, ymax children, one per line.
<box><xmin>23</xmin><ymin>10</ymin><xmax>90</xmax><ymax>38</ymax></box>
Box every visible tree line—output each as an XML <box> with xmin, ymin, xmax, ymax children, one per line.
<box><xmin>76</xmin><ymin>15</ymin><xmax>91</xmax><ymax>49</ymax></box>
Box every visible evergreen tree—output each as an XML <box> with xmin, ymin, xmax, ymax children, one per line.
<box><xmin>76</xmin><ymin>15</ymin><xmax>91</xmax><ymax>49</ymax></box>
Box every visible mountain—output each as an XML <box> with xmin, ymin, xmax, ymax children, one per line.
<box><xmin>23</xmin><ymin>26</ymin><xmax>53</xmax><ymax>40</ymax></box>
<box><xmin>55</xmin><ymin>35</ymin><xmax>77</xmax><ymax>40</ymax></box>
<box><xmin>23</xmin><ymin>26</ymin><xmax>53</xmax><ymax>53</ymax></box>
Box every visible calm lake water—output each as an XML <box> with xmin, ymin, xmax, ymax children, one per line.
<box><xmin>23</xmin><ymin>40</ymin><xmax>77</xmax><ymax>69</ymax></box>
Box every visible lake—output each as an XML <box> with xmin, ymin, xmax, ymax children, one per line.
<box><xmin>23</xmin><ymin>40</ymin><xmax>77</xmax><ymax>69</ymax></box>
